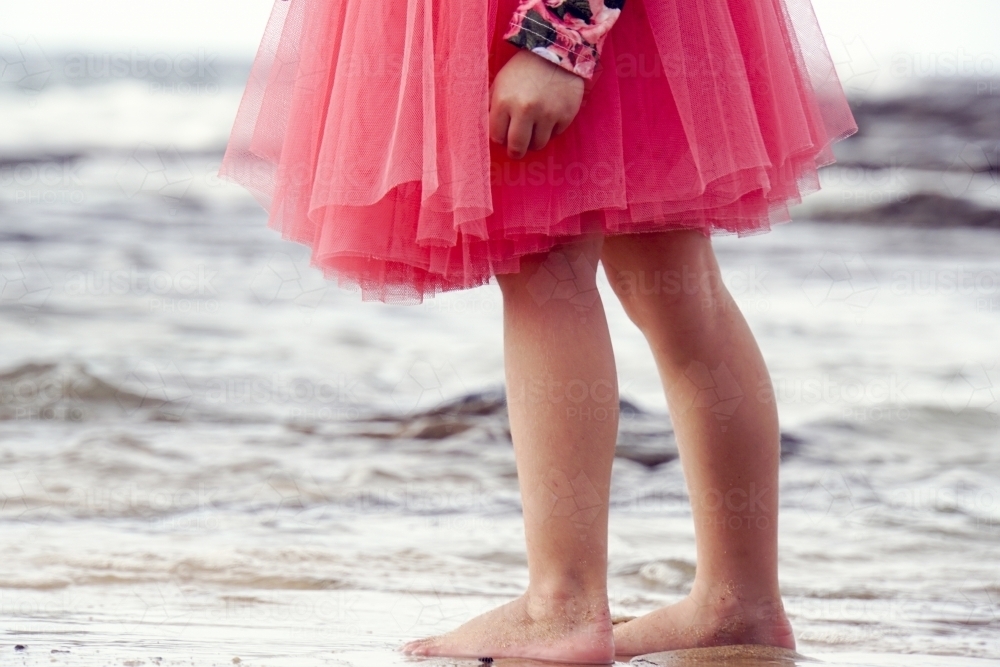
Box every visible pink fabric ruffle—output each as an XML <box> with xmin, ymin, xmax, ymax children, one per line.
<box><xmin>219</xmin><ymin>0</ymin><xmax>858</xmax><ymax>304</ymax></box>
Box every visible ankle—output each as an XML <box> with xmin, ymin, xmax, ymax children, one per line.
<box><xmin>524</xmin><ymin>586</ymin><xmax>611</xmax><ymax>625</ymax></box>
<box><xmin>689</xmin><ymin>579</ymin><xmax>787</xmax><ymax>622</ymax></box>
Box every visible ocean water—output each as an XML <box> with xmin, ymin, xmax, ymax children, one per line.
<box><xmin>1</xmin><ymin>55</ymin><xmax>999</xmax><ymax>666</ymax></box>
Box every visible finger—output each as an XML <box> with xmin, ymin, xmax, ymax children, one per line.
<box><xmin>530</xmin><ymin>119</ymin><xmax>555</xmax><ymax>152</ymax></box>
<box><xmin>553</xmin><ymin>115</ymin><xmax>574</xmax><ymax>136</ymax></box>
<box><xmin>489</xmin><ymin>104</ymin><xmax>511</xmax><ymax>145</ymax></box>
<box><xmin>506</xmin><ymin>111</ymin><xmax>534</xmax><ymax>159</ymax></box>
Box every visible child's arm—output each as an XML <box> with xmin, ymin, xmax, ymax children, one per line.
<box><xmin>503</xmin><ymin>0</ymin><xmax>626</xmax><ymax>80</ymax></box>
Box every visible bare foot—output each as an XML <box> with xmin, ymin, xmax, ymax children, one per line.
<box><xmin>400</xmin><ymin>591</ymin><xmax>615</xmax><ymax>664</ymax></box>
<box><xmin>613</xmin><ymin>585</ymin><xmax>795</xmax><ymax>658</ymax></box>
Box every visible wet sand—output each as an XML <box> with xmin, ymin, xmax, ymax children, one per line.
<box><xmin>632</xmin><ymin>645</ymin><xmax>814</xmax><ymax>666</ymax></box>
<box><xmin>9</xmin><ymin>643</ymin><xmax>1000</xmax><ymax>667</ymax></box>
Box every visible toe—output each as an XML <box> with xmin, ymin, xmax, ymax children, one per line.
<box><xmin>399</xmin><ymin>639</ymin><xmax>425</xmax><ymax>654</ymax></box>
<box><xmin>417</xmin><ymin>637</ymin><xmax>447</xmax><ymax>656</ymax></box>
<box><xmin>401</xmin><ymin>637</ymin><xmax>438</xmax><ymax>656</ymax></box>
<box><xmin>414</xmin><ymin>638</ymin><xmax>439</xmax><ymax>656</ymax></box>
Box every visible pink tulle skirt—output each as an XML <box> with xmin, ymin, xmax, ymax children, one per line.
<box><xmin>220</xmin><ymin>0</ymin><xmax>858</xmax><ymax>303</ymax></box>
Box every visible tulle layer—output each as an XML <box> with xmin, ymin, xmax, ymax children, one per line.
<box><xmin>220</xmin><ymin>0</ymin><xmax>857</xmax><ymax>303</ymax></box>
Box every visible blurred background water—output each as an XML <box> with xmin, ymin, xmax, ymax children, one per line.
<box><xmin>1</xmin><ymin>1</ymin><xmax>999</xmax><ymax>665</ymax></box>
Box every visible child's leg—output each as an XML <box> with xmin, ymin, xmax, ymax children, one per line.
<box><xmin>401</xmin><ymin>233</ymin><xmax>618</xmax><ymax>664</ymax></box>
<box><xmin>600</xmin><ymin>229</ymin><xmax>795</xmax><ymax>656</ymax></box>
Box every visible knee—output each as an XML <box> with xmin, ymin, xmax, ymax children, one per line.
<box><xmin>603</xmin><ymin>268</ymin><xmax>661</xmax><ymax>331</ymax></box>
<box><xmin>601</xmin><ymin>230</ymin><xmax>724</xmax><ymax>330</ymax></box>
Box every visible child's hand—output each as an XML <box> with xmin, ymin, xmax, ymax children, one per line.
<box><xmin>489</xmin><ymin>51</ymin><xmax>585</xmax><ymax>160</ymax></box>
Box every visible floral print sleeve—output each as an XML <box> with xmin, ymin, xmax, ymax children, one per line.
<box><xmin>503</xmin><ymin>0</ymin><xmax>626</xmax><ymax>80</ymax></box>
